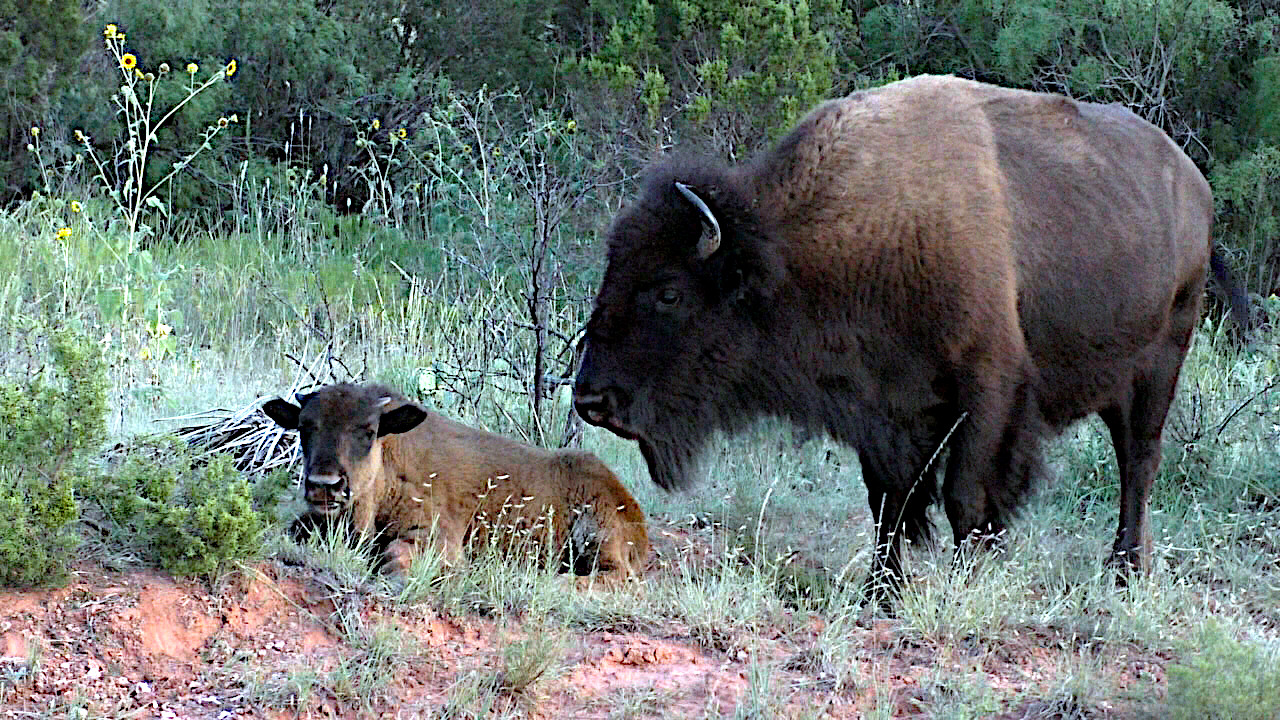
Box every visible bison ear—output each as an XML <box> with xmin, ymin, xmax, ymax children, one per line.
<box><xmin>294</xmin><ymin>390</ymin><xmax>317</xmax><ymax>406</ymax></box>
<box><xmin>378</xmin><ymin>404</ymin><xmax>428</xmax><ymax>437</ymax></box>
<box><xmin>675</xmin><ymin>182</ymin><xmax>721</xmax><ymax>259</ymax></box>
<box><xmin>262</xmin><ymin>398</ymin><xmax>301</xmax><ymax>430</ymax></box>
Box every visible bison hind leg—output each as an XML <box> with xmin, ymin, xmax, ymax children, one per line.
<box><xmin>1100</xmin><ymin>330</ymin><xmax>1194</xmax><ymax>581</ymax></box>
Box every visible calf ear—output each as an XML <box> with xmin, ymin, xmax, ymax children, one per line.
<box><xmin>378</xmin><ymin>404</ymin><xmax>428</xmax><ymax>437</ymax></box>
<box><xmin>262</xmin><ymin>398</ymin><xmax>301</xmax><ymax>429</ymax></box>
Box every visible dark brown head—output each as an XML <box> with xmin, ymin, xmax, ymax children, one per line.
<box><xmin>573</xmin><ymin>163</ymin><xmax>786</xmax><ymax>490</ymax></box>
<box><xmin>262</xmin><ymin>383</ymin><xmax>428</xmax><ymax>515</ymax></box>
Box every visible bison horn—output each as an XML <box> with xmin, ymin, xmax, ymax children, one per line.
<box><xmin>675</xmin><ymin>182</ymin><xmax>721</xmax><ymax>259</ymax></box>
<box><xmin>376</xmin><ymin>396</ymin><xmax>393</xmax><ymax>408</ymax></box>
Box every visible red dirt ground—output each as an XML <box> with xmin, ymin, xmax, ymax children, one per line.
<box><xmin>0</xmin><ymin>534</ymin><xmax>1168</xmax><ymax>718</ymax></box>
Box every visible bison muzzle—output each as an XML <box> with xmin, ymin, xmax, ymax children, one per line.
<box><xmin>573</xmin><ymin>74</ymin><xmax>1249</xmax><ymax>606</ymax></box>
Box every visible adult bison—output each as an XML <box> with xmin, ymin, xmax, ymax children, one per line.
<box><xmin>263</xmin><ymin>383</ymin><xmax>649</xmax><ymax>582</ymax></box>
<box><xmin>573</xmin><ymin>74</ymin><xmax>1247</xmax><ymax>603</ymax></box>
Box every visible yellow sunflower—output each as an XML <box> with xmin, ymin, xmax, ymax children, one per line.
<box><xmin>120</xmin><ymin>53</ymin><xmax>137</xmax><ymax>71</ymax></box>
<box><xmin>56</xmin><ymin>228</ymin><xmax>72</xmax><ymax>241</ymax></box>
<box><xmin>187</xmin><ymin>62</ymin><xmax>198</xmax><ymax>75</ymax></box>
<box><xmin>70</xmin><ymin>201</ymin><xmax>82</xmax><ymax>213</ymax></box>
<box><xmin>225</xmin><ymin>59</ymin><xmax>237</xmax><ymax>78</ymax></box>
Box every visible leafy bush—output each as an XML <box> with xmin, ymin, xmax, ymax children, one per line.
<box><xmin>83</xmin><ymin>438</ymin><xmax>293</xmax><ymax>580</ymax></box>
<box><xmin>572</xmin><ymin>0</ymin><xmax>847</xmax><ymax>155</ymax></box>
<box><xmin>0</xmin><ymin>327</ymin><xmax>107</xmax><ymax>588</ymax></box>
<box><xmin>1210</xmin><ymin>144</ymin><xmax>1280</xmax><ymax>298</ymax></box>
<box><xmin>1167</xmin><ymin>620</ymin><xmax>1280</xmax><ymax>720</ymax></box>
<box><xmin>0</xmin><ymin>0</ymin><xmax>92</xmax><ymax>199</ymax></box>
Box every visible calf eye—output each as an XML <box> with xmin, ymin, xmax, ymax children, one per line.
<box><xmin>656</xmin><ymin>288</ymin><xmax>681</xmax><ymax>308</ymax></box>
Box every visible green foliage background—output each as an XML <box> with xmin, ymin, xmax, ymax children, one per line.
<box><xmin>4</xmin><ymin>0</ymin><xmax>1278</xmax><ymax>294</ymax></box>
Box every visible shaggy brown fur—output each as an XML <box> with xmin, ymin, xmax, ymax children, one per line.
<box><xmin>263</xmin><ymin>383</ymin><xmax>649</xmax><ymax>582</ymax></box>
<box><xmin>573</xmin><ymin>74</ymin><xmax>1248</xmax><ymax>603</ymax></box>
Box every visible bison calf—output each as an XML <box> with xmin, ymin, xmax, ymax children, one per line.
<box><xmin>262</xmin><ymin>383</ymin><xmax>649</xmax><ymax>582</ymax></box>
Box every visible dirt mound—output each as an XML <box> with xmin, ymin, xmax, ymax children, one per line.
<box><xmin>0</xmin><ymin>548</ymin><xmax>1167</xmax><ymax>718</ymax></box>
<box><xmin>0</xmin><ymin>564</ymin><xmax>793</xmax><ymax>718</ymax></box>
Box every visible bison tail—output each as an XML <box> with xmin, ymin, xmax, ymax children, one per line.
<box><xmin>1209</xmin><ymin>248</ymin><xmax>1253</xmax><ymax>336</ymax></box>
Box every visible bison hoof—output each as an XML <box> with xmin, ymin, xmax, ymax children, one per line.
<box><xmin>1105</xmin><ymin>547</ymin><xmax>1150</xmax><ymax>585</ymax></box>
<box><xmin>858</xmin><ymin>577</ymin><xmax>902</xmax><ymax>616</ymax></box>
<box><xmin>950</xmin><ymin>527</ymin><xmax>1009</xmax><ymax>578</ymax></box>
<box><xmin>563</xmin><ymin>572</ymin><xmax>629</xmax><ymax>592</ymax></box>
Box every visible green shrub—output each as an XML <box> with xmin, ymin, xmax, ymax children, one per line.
<box><xmin>1210</xmin><ymin>144</ymin><xmax>1280</xmax><ymax>299</ymax></box>
<box><xmin>0</xmin><ymin>0</ymin><xmax>93</xmax><ymax>197</ymax></box>
<box><xmin>83</xmin><ymin>437</ymin><xmax>293</xmax><ymax>580</ymax></box>
<box><xmin>146</xmin><ymin>454</ymin><xmax>267</xmax><ymax>577</ymax></box>
<box><xmin>0</xmin><ymin>473</ymin><xmax>79</xmax><ymax>588</ymax></box>
<box><xmin>572</xmin><ymin>0</ymin><xmax>846</xmax><ymax>154</ymax></box>
<box><xmin>0</xmin><ymin>327</ymin><xmax>108</xmax><ymax>588</ymax></box>
<box><xmin>1167</xmin><ymin>620</ymin><xmax>1280</xmax><ymax>720</ymax></box>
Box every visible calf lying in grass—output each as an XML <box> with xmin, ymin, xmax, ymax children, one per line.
<box><xmin>262</xmin><ymin>383</ymin><xmax>649</xmax><ymax>582</ymax></box>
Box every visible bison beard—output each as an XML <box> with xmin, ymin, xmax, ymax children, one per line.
<box><xmin>574</xmin><ymin>74</ymin><xmax>1251</xmax><ymax>610</ymax></box>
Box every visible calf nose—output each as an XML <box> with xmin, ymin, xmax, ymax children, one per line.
<box><xmin>304</xmin><ymin>472</ymin><xmax>348</xmax><ymax>506</ymax></box>
<box><xmin>306</xmin><ymin>472</ymin><xmax>346</xmax><ymax>489</ymax></box>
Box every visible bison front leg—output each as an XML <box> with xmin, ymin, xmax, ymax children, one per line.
<box><xmin>391</xmin><ymin>519</ymin><xmax>467</xmax><ymax>572</ymax></box>
<box><xmin>941</xmin><ymin>366</ymin><xmax>1044</xmax><ymax>552</ymax></box>
<box><xmin>855</xmin><ymin>424</ymin><xmax>941</xmax><ymax>612</ymax></box>
<box><xmin>861</xmin><ymin>483</ymin><xmax>908</xmax><ymax>610</ymax></box>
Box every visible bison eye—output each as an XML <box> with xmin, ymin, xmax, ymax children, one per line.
<box><xmin>656</xmin><ymin>288</ymin><xmax>681</xmax><ymax>308</ymax></box>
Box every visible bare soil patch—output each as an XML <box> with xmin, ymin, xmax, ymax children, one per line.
<box><xmin>0</xmin><ymin>551</ymin><xmax>1167</xmax><ymax>718</ymax></box>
